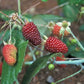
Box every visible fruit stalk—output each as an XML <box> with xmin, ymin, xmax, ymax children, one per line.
<box><xmin>29</xmin><ymin>46</ymin><xmax>36</xmax><ymax>61</ymax></box>
<box><xmin>70</xmin><ymin>30</ymin><xmax>84</xmax><ymax>51</ymax></box>
<box><xmin>18</xmin><ymin>0</ymin><xmax>21</xmax><ymax>15</ymax></box>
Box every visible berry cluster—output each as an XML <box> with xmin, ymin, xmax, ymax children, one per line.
<box><xmin>2</xmin><ymin>21</ymin><xmax>68</xmax><ymax>68</ymax></box>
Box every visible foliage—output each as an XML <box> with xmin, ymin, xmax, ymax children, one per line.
<box><xmin>0</xmin><ymin>10</ymin><xmax>15</xmax><ymax>21</ymax></box>
<box><xmin>79</xmin><ymin>24</ymin><xmax>84</xmax><ymax>31</ymax></box>
<box><xmin>22</xmin><ymin>53</ymin><xmax>56</xmax><ymax>84</ymax></box>
<box><xmin>1</xmin><ymin>41</ymin><xmax>28</xmax><ymax>84</ymax></box>
<box><xmin>0</xmin><ymin>0</ymin><xmax>84</xmax><ymax>84</ymax></box>
<box><xmin>64</xmin><ymin>38</ymin><xmax>84</xmax><ymax>58</ymax></box>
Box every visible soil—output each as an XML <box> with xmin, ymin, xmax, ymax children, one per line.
<box><xmin>18</xmin><ymin>65</ymin><xmax>84</xmax><ymax>84</ymax></box>
<box><xmin>0</xmin><ymin>0</ymin><xmax>84</xmax><ymax>84</ymax></box>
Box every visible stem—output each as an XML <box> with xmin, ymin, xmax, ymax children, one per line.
<box><xmin>0</xmin><ymin>26</ymin><xmax>9</xmax><ymax>41</ymax></box>
<box><xmin>18</xmin><ymin>0</ymin><xmax>21</xmax><ymax>15</ymax></box>
<box><xmin>0</xmin><ymin>11</ymin><xmax>9</xmax><ymax>18</ymax></box>
<box><xmin>70</xmin><ymin>31</ymin><xmax>84</xmax><ymax>51</ymax></box>
<box><xmin>55</xmin><ymin>60</ymin><xmax>84</xmax><ymax>65</ymax></box>
<box><xmin>9</xmin><ymin>22</ymin><xmax>12</xmax><ymax>41</ymax></box>
<box><xmin>77</xmin><ymin>12</ymin><xmax>82</xmax><ymax>23</ymax></box>
<box><xmin>65</xmin><ymin>58</ymin><xmax>84</xmax><ymax>60</ymax></box>
<box><xmin>28</xmin><ymin>45</ymin><xmax>36</xmax><ymax>61</ymax></box>
<box><xmin>41</xmin><ymin>45</ymin><xmax>44</xmax><ymax>57</ymax></box>
<box><xmin>54</xmin><ymin>67</ymin><xmax>82</xmax><ymax>84</ymax></box>
<box><xmin>44</xmin><ymin>2</ymin><xmax>69</xmax><ymax>14</ymax></box>
<box><xmin>0</xmin><ymin>21</ymin><xmax>9</xmax><ymax>32</ymax></box>
<box><xmin>61</xmin><ymin>30</ymin><xmax>65</xmax><ymax>41</ymax></box>
<box><xmin>22</xmin><ymin>2</ymin><xmax>41</xmax><ymax>15</ymax></box>
<box><xmin>15</xmin><ymin>79</ymin><xmax>19</xmax><ymax>84</ymax></box>
<box><xmin>25</xmin><ymin>61</ymin><xmax>34</xmax><ymax>65</ymax></box>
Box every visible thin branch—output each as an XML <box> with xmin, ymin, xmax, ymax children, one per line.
<box><xmin>55</xmin><ymin>60</ymin><xmax>84</xmax><ymax>65</ymax></box>
<box><xmin>0</xmin><ymin>21</ymin><xmax>9</xmax><ymax>32</ymax></box>
<box><xmin>44</xmin><ymin>2</ymin><xmax>69</xmax><ymax>14</ymax></box>
<box><xmin>55</xmin><ymin>66</ymin><xmax>82</xmax><ymax>84</ymax></box>
<box><xmin>22</xmin><ymin>2</ymin><xmax>41</xmax><ymax>15</ymax></box>
<box><xmin>0</xmin><ymin>11</ymin><xmax>9</xmax><ymax>18</ymax></box>
<box><xmin>0</xmin><ymin>21</ymin><xmax>5</xmax><ymax>24</ymax></box>
<box><xmin>18</xmin><ymin>0</ymin><xmax>21</xmax><ymax>15</ymax></box>
<box><xmin>70</xmin><ymin>30</ymin><xmax>84</xmax><ymax>51</ymax></box>
<box><xmin>0</xmin><ymin>26</ymin><xmax>9</xmax><ymax>41</ymax></box>
<box><xmin>65</xmin><ymin>58</ymin><xmax>84</xmax><ymax>60</ymax></box>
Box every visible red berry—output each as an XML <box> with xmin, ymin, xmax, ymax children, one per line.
<box><xmin>53</xmin><ymin>24</ymin><xmax>61</xmax><ymax>36</ymax></box>
<box><xmin>2</xmin><ymin>44</ymin><xmax>17</xmax><ymax>66</ymax></box>
<box><xmin>53</xmin><ymin>24</ymin><xmax>70</xmax><ymax>36</ymax></box>
<box><xmin>56</xmin><ymin>55</ymin><xmax>66</xmax><ymax>68</ymax></box>
<box><xmin>0</xmin><ymin>62</ymin><xmax>3</xmax><ymax>76</ymax></box>
<box><xmin>22</xmin><ymin>22</ymin><xmax>41</xmax><ymax>46</ymax></box>
<box><xmin>45</xmin><ymin>37</ymin><xmax>68</xmax><ymax>53</ymax></box>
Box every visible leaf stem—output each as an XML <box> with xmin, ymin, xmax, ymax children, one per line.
<box><xmin>9</xmin><ymin>22</ymin><xmax>12</xmax><ymax>41</ymax></box>
<box><xmin>70</xmin><ymin>30</ymin><xmax>84</xmax><ymax>51</ymax></box>
<box><xmin>28</xmin><ymin>45</ymin><xmax>36</xmax><ymax>61</ymax></box>
<box><xmin>44</xmin><ymin>2</ymin><xmax>69</xmax><ymax>14</ymax></box>
<box><xmin>22</xmin><ymin>2</ymin><xmax>41</xmax><ymax>15</ymax></box>
<box><xmin>18</xmin><ymin>0</ymin><xmax>21</xmax><ymax>15</ymax></box>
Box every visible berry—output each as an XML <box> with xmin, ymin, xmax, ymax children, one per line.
<box><xmin>22</xmin><ymin>22</ymin><xmax>41</xmax><ymax>46</ymax></box>
<box><xmin>48</xmin><ymin>64</ymin><xmax>55</xmax><ymax>70</ymax></box>
<box><xmin>53</xmin><ymin>24</ymin><xmax>61</xmax><ymax>36</ymax></box>
<box><xmin>56</xmin><ymin>55</ymin><xmax>66</xmax><ymax>68</ymax></box>
<box><xmin>0</xmin><ymin>62</ymin><xmax>3</xmax><ymax>76</ymax></box>
<box><xmin>45</xmin><ymin>37</ymin><xmax>68</xmax><ymax>53</ymax></box>
<box><xmin>2</xmin><ymin>44</ymin><xmax>17</xmax><ymax>66</ymax></box>
<box><xmin>53</xmin><ymin>24</ymin><xmax>69</xmax><ymax>36</ymax></box>
<box><xmin>71</xmin><ymin>39</ymin><xmax>77</xmax><ymax>44</ymax></box>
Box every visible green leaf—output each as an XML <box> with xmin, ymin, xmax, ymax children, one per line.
<box><xmin>57</xmin><ymin>0</ymin><xmax>84</xmax><ymax>5</ymax></box>
<box><xmin>22</xmin><ymin>53</ymin><xmax>55</xmax><ymax>84</ymax></box>
<box><xmin>12</xmin><ymin>29</ymin><xmax>24</xmax><ymax>46</ymax></box>
<box><xmin>0</xmin><ymin>30</ymin><xmax>10</xmax><ymax>45</ymax></box>
<box><xmin>70</xmin><ymin>0</ymin><xmax>84</xmax><ymax>5</ymax></box>
<box><xmin>32</xmin><ymin>15</ymin><xmax>51</xmax><ymax>36</ymax></box>
<box><xmin>57</xmin><ymin>0</ymin><xmax>68</xmax><ymax>5</ymax></box>
<box><xmin>71</xmin><ymin>50</ymin><xmax>84</xmax><ymax>58</ymax></box>
<box><xmin>41</xmin><ymin>0</ymin><xmax>48</xmax><ymax>2</ymax></box>
<box><xmin>65</xmin><ymin>45</ymin><xmax>76</xmax><ymax>56</ymax></box>
<box><xmin>1</xmin><ymin>41</ymin><xmax>28</xmax><ymax>84</ymax></box>
<box><xmin>63</xmin><ymin>5</ymin><xmax>79</xmax><ymax>21</ymax></box>
<box><xmin>34</xmin><ymin>15</ymin><xmax>65</xmax><ymax>22</ymax></box>
<box><xmin>23</xmin><ymin>14</ymin><xmax>33</xmax><ymax>21</ymax></box>
<box><xmin>79</xmin><ymin>24</ymin><xmax>84</xmax><ymax>31</ymax></box>
<box><xmin>32</xmin><ymin>15</ymin><xmax>66</xmax><ymax>36</ymax></box>
<box><xmin>0</xmin><ymin>10</ymin><xmax>15</xmax><ymax>21</ymax></box>
<box><xmin>63</xmin><ymin>38</ymin><xmax>77</xmax><ymax>57</ymax></box>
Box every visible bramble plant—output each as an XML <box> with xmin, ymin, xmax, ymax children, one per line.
<box><xmin>0</xmin><ymin>0</ymin><xmax>84</xmax><ymax>84</ymax></box>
